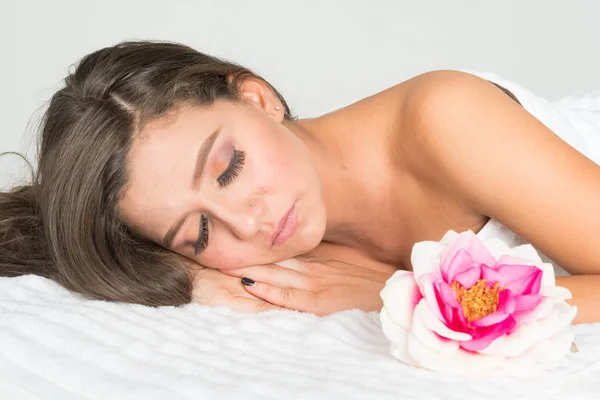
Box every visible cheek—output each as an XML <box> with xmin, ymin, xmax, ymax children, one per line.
<box><xmin>200</xmin><ymin>241</ymin><xmax>253</xmax><ymax>269</ymax></box>
<box><xmin>251</xmin><ymin>146</ymin><xmax>298</xmax><ymax>190</ymax></box>
<box><xmin>249</xmin><ymin>129</ymin><xmax>291</xmax><ymax>176</ymax></box>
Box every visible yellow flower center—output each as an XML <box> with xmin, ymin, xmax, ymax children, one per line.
<box><xmin>451</xmin><ymin>279</ymin><xmax>501</xmax><ymax>323</ymax></box>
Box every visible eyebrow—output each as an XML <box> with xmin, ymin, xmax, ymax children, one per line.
<box><xmin>161</xmin><ymin>126</ymin><xmax>221</xmax><ymax>249</ymax></box>
<box><xmin>191</xmin><ymin>126</ymin><xmax>222</xmax><ymax>190</ymax></box>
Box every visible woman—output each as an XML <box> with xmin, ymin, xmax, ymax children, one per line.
<box><xmin>1</xmin><ymin>41</ymin><xmax>598</xmax><ymax>323</ymax></box>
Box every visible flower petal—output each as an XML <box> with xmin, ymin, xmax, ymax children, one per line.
<box><xmin>436</xmin><ymin>281</ymin><xmax>461</xmax><ymax>308</ymax></box>
<box><xmin>479</xmin><ymin>319</ymin><xmax>542</xmax><ymax>357</ymax></box>
<box><xmin>535</xmin><ymin>302</ymin><xmax>578</xmax><ymax>342</ymax></box>
<box><xmin>460</xmin><ymin>316</ymin><xmax>516</xmax><ymax>352</ymax></box>
<box><xmin>522</xmin><ymin>332</ymin><xmax>574</xmax><ymax>367</ymax></box>
<box><xmin>498</xmin><ymin>249</ymin><xmax>555</xmax><ymax>289</ymax></box>
<box><xmin>419</xmin><ymin>274</ymin><xmax>446</xmax><ymax>322</ymax></box>
<box><xmin>496</xmin><ymin>255</ymin><xmax>535</xmax><ymax>268</ymax></box>
<box><xmin>540</xmin><ymin>285</ymin><xmax>572</xmax><ymax>301</ymax></box>
<box><xmin>380</xmin><ymin>308</ymin><xmax>409</xmax><ymax>344</ymax></box>
<box><xmin>470</xmin><ymin>311</ymin><xmax>510</xmax><ymax>327</ymax></box>
<box><xmin>513</xmin><ymin>296</ymin><xmax>554</xmax><ymax>325</ymax></box>
<box><xmin>500</xmin><ymin>332</ymin><xmax>574</xmax><ymax>379</ymax></box>
<box><xmin>380</xmin><ymin>309</ymin><xmax>417</xmax><ymax>365</ymax></box>
<box><xmin>497</xmin><ymin>263</ymin><xmax>543</xmax><ymax>295</ymax></box>
<box><xmin>407</xmin><ymin>331</ymin><xmax>504</xmax><ymax>375</ymax></box>
<box><xmin>452</xmin><ymin>266</ymin><xmax>482</xmax><ymax>288</ymax></box>
<box><xmin>497</xmin><ymin>288</ymin><xmax>517</xmax><ymax>315</ymax></box>
<box><xmin>523</xmin><ymin>272</ymin><xmax>543</xmax><ymax>295</ymax></box>
<box><xmin>380</xmin><ymin>271</ymin><xmax>421</xmax><ymax>330</ymax></box>
<box><xmin>439</xmin><ymin>230</ymin><xmax>460</xmax><ymax>245</ymax></box>
<box><xmin>442</xmin><ymin>249</ymin><xmax>473</xmax><ymax>283</ymax></box>
<box><xmin>391</xmin><ymin>340</ymin><xmax>417</xmax><ymax>366</ymax></box>
<box><xmin>440</xmin><ymin>231</ymin><xmax>496</xmax><ymax>278</ymax></box>
<box><xmin>480</xmin><ymin>265</ymin><xmax>506</xmax><ymax>286</ymax></box>
<box><xmin>480</xmin><ymin>301</ymin><xmax>576</xmax><ymax>357</ymax></box>
<box><xmin>406</xmin><ymin>332</ymin><xmax>443</xmax><ymax>371</ymax></box>
<box><xmin>427</xmin><ymin>279</ymin><xmax>469</xmax><ymax>332</ymax></box>
<box><xmin>505</xmin><ymin>244</ymin><xmax>543</xmax><ymax>264</ymax></box>
<box><xmin>411</xmin><ymin>241</ymin><xmax>446</xmax><ymax>283</ymax></box>
<box><xmin>537</xmin><ymin>262</ymin><xmax>556</xmax><ymax>288</ymax></box>
<box><xmin>446</xmin><ymin>306</ymin><xmax>469</xmax><ymax>333</ymax></box>
<box><xmin>513</xmin><ymin>294</ymin><xmax>542</xmax><ymax>314</ymax></box>
<box><xmin>411</xmin><ymin>304</ymin><xmax>460</xmax><ymax>353</ymax></box>
<box><xmin>413</xmin><ymin>300</ymin><xmax>472</xmax><ymax>341</ymax></box>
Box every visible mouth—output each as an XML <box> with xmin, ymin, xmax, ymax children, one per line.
<box><xmin>271</xmin><ymin>204</ymin><xmax>297</xmax><ymax>247</ymax></box>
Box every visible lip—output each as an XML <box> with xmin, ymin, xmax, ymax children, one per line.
<box><xmin>271</xmin><ymin>205</ymin><xmax>297</xmax><ymax>246</ymax></box>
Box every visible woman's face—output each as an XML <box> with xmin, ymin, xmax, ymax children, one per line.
<box><xmin>119</xmin><ymin>99</ymin><xmax>326</xmax><ymax>270</ymax></box>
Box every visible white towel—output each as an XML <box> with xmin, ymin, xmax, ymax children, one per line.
<box><xmin>0</xmin><ymin>275</ymin><xmax>599</xmax><ymax>399</ymax></box>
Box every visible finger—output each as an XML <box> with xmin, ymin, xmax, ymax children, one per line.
<box><xmin>222</xmin><ymin>265</ymin><xmax>310</xmax><ymax>289</ymax></box>
<box><xmin>227</xmin><ymin>296</ymin><xmax>286</xmax><ymax>313</ymax></box>
<box><xmin>242</xmin><ymin>281</ymin><xmax>316</xmax><ymax>312</ymax></box>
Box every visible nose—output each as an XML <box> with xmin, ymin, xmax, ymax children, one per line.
<box><xmin>206</xmin><ymin>197</ymin><xmax>267</xmax><ymax>240</ymax></box>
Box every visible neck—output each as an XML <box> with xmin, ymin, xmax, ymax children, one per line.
<box><xmin>283</xmin><ymin>117</ymin><xmax>369</xmax><ymax>249</ymax></box>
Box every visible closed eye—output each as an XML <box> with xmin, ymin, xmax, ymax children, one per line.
<box><xmin>190</xmin><ymin>149</ymin><xmax>245</xmax><ymax>255</ymax></box>
<box><xmin>217</xmin><ymin>150</ymin><xmax>245</xmax><ymax>187</ymax></box>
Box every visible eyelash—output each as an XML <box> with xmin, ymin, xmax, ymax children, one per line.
<box><xmin>193</xmin><ymin>215</ymin><xmax>209</xmax><ymax>256</ymax></box>
<box><xmin>192</xmin><ymin>149</ymin><xmax>245</xmax><ymax>255</ymax></box>
<box><xmin>217</xmin><ymin>150</ymin><xmax>245</xmax><ymax>187</ymax></box>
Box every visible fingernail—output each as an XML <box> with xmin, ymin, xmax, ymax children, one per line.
<box><xmin>241</xmin><ymin>277</ymin><xmax>255</xmax><ymax>287</ymax></box>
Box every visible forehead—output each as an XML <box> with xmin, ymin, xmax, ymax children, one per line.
<box><xmin>140</xmin><ymin>103</ymin><xmax>215</xmax><ymax>139</ymax></box>
<box><xmin>130</xmin><ymin>105</ymin><xmax>212</xmax><ymax>175</ymax></box>
<box><xmin>119</xmin><ymin>106</ymin><xmax>210</xmax><ymax>230</ymax></box>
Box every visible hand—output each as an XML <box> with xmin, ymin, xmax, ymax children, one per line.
<box><xmin>218</xmin><ymin>257</ymin><xmax>397</xmax><ymax>316</ymax></box>
<box><xmin>191</xmin><ymin>267</ymin><xmax>284</xmax><ymax>313</ymax></box>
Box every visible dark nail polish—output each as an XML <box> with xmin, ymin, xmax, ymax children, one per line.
<box><xmin>241</xmin><ymin>277</ymin><xmax>255</xmax><ymax>286</ymax></box>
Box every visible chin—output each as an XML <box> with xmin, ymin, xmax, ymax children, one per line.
<box><xmin>298</xmin><ymin>216</ymin><xmax>327</xmax><ymax>254</ymax></box>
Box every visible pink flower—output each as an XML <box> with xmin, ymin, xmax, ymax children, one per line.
<box><xmin>380</xmin><ymin>230</ymin><xmax>577</xmax><ymax>378</ymax></box>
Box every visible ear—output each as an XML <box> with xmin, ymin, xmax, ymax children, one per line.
<box><xmin>227</xmin><ymin>75</ymin><xmax>284</xmax><ymax>122</ymax></box>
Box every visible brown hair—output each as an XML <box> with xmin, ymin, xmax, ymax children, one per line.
<box><xmin>0</xmin><ymin>41</ymin><xmax>293</xmax><ymax>306</ymax></box>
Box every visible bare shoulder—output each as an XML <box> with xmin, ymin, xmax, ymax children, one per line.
<box><xmin>402</xmin><ymin>69</ymin><xmax>491</xmax><ymax>97</ymax></box>
<box><xmin>395</xmin><ymin>70</ymin><xmax>522</xmax><ymax>178</ymax></box>
<box><xmin>398</xmin><ymin>70</ymin><xmax>600</xmax><ymax>275</ymax></box>
<box><xmin>400</xmin><ymin>69</ymin><xmax>511</xmax><ymax>137</ymax></box>
<box><xmin>401</xmin><ymin>69</ymin><xmax>513</xmax><ymax>121</ymax></box>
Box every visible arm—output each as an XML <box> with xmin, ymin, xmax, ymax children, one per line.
<box><xmin>557</xmin><ymin>275</ymin><xmax>599</xmax><ymax>324</ymax></box>
<box><xmin>407</xmin><ymin>70</ymin><xmax>600</xmax><ymax>323</ymax></box>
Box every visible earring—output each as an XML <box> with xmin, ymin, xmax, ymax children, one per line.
<box><xmin>275</xmin><ymin>105</ymin><xmax>281</xmax><ymax>111</ymax></box>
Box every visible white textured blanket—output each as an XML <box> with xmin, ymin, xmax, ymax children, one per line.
<box><xmin>0</xmin><ymin>276</ymin><xmax>600</xmax><ymax>400</ymax></box>
<box><xmin>2</xmin><ymin>76</ymin><xmax>600</xmax><ymax>399</ymax></box>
